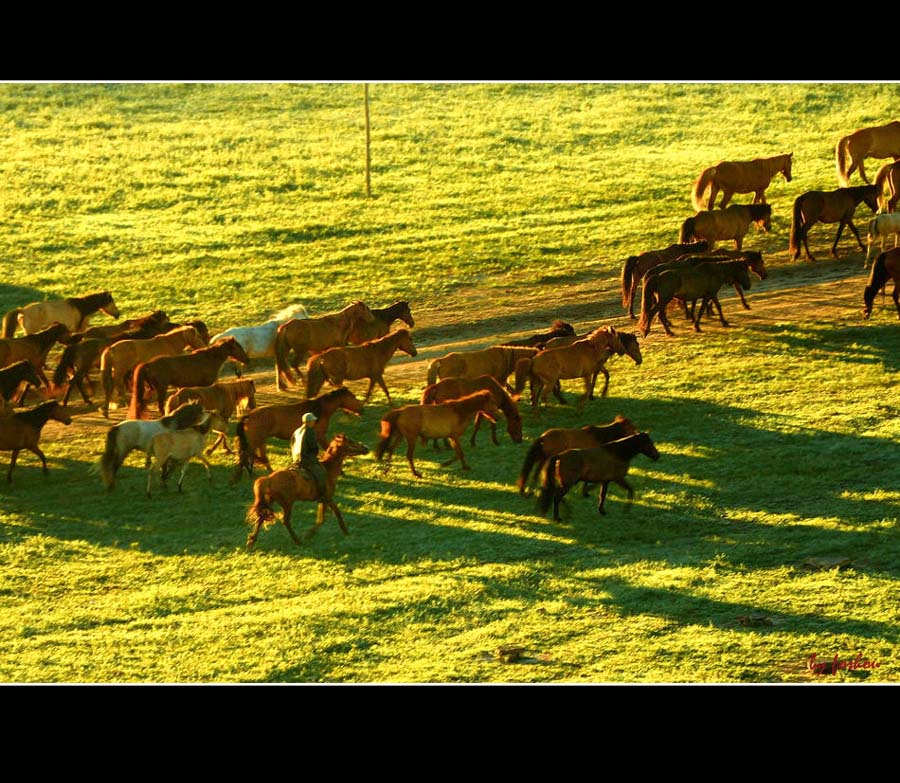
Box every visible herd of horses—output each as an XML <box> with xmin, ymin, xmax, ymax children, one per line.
<box><xmin>1</xmin><ymin>119</ymin><xmax>899</xmax><ymax>547</ymax></box>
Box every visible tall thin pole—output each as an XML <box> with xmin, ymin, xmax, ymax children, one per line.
<box><xmin>364</xmin><ymin>83</ymin><xmax>372</xmax><ymax>198</ymax></box>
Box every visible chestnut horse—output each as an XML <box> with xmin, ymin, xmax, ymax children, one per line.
<box><xmin>232</xmin><ymin>387</ymin><xmax>364</xmax><ymax>482</ymax></box>
<box><xmin>863</xmin><ymin>247</ymin><xmax>900</xmax><ymax>319</ymax></box>
<box><xmin>874</xmin><ymin>160</ymin><xmax>900</xmax><ymax>213</ymax></box>
<box><xmin>420</xmin><ymin>375</ymin><xmax>523</xmax><ymax>447</ymax></box>
<box><xmin>0</xmin><ymin>323</ymin><xmax>70</xmax><ymax>388</ymax></box>
<box><xmin>620</xmin><ymin>240</ymin><xmax>710</xmax><ymax>319</ymax></box>
<box><xmin>306</xmin><ymin>328</ymin><xmax>417</xmax><ymax>403</ymax></box>
<box><xmin>128</xmin><ymin>337</ymin><xmax>250</xmax><ymax>420</ymax></box>
<box><xmin>374</xmin><ymin>390</ymin><xmax>499</xmax><ymax>478</ymax></box>
<box><xmin>788</xmin><ymin>185</ymin><xmax>880</xmax><ymax>262</ymax></box>
<box><xmin>0</xmin><ymin>400</ymin><xmax>72</xmax><ymax>482</ymax></box>
<box><xmin>164</xmin><ymin>378</ymin><xmax>257</xmax><ymax>454</ymax></box>
<box><xmin>426</xmin><ymin>345</ymin><xmax>538</xmax><ymax>389</ymax></box>
<box><xmin>537</xmin><ymin>432</ymin><xmax>660</xmax><ymax>520</ymax></box>
<box><xmin>679</xmin><ymin>204</ymin><xmax>771</xmax><ymax>251</ymax></box>
<box><xmin>2</xmin><ymin>291</ymin><xmax>120</xmax><ymax>338</ymax></box>
<box><xmin>692</xmin><ymin>153</ymin><xmax>792</xmax><ymax>211</ymax></box>
<box><xmin>835</xmin><ymin>121</ymin><xmax>900</xmax><ymax>186</ymax></box>
<box><xmin>517</xmin><ymin>415</ymin><xmax>638</xmax><ymax>496</ymax></box>
<box><xmin>347</xmin><ymin>300</ymin><xmax>415</xmax><ymax>345</ymax></box>
<box><xmin>244</xmin><ymin>434</ymin><xmax>370</xmax><ymax>549</ymax></box>
<box><xmin>274</xmin><ymin>300</ymin><xmax>375</xmax><ymax>390</ymax></box>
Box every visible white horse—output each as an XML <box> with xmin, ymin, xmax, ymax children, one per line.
<box><xmin>209</xmin><ymin>304</ymin><xmax>309</xmax><ymax>361</ymax></box>
<box><xmin>866</xmin><ymin>212</ymin><xmax>900</xmax><ymax>267</ymax></box>
<box><xmin>145</xmin><ymin>411</ymin><xmax>227</xmax><ymax>497</ymax></box>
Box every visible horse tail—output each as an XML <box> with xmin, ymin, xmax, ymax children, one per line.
<box><xmin>637</xmin><ymin>274</ymin><xmax>658</xmax><ymax>337</ymax></box>
<box><xmin>536</xmin><ymin>455</ymin><xmax>560</xmax><ymax>514</ymax></box>
<box><xmin>99</xmin><ymin>347</ymin><xmax>116</xmax><ymax>417</ymax></box>
<box><xmin>51</xmin><ymin>343</ymin><xmax>77</xmax><ymax>389</ymax></box>
<box><xmin>305</xmin><ymin>354</ymin><xmax>327</xmax><ymax>399</ymax></box>
<box><xmin>273</xmin><ymin>327</ymin><xmax>293</xmax><ymax>390</ymax></box>
<box><xmin>374</xmin><ymin>411</ymin><xmax>400</xmax><ymax>461</ymax></box>
<box><xmin>128</xmin><ymin>363</ymin><xmax>151</xmax><ymax>420</ymax></box>
<box><xmin>836</xmin><ymin>135</ymin><xmax>851</xmax><ymax>187</ymax></box>
<box><xmin>874</xmin><ymin>161</ymin><xmax>893</xmax><ymax>211</ymax></box>
<box><xmin>866</xmin><ymin>252</ymin><xmax>888</xmax><ymax>295</ymax></box>
<box><xmin>98</xmin><ymin>426</ymin><xmax>120</xmax><ymax>491</ymax></box>
<box><xmin>245</xmin><ymin>478</ymin><xmax>277</xmax><ymax>531</ymax></box>
<box><xmin>426</xmin><ymin>358</ymin><xmax>442</xmax><ymax>386</ymax></box>
<box><xmin>517</xmin><ymin>437</ymin><xmax>545</xmax><ymax>494</ymax></box>
<box><xmin>1</xmin><ymin>308</ymin><xmax>22</xmax><ymax>338</ymax></box>
<box><xmin>621</xmin><ymin>257</ymin><xmax>638</xmax><ymax>309</ymax></box>
<box><xmin>788</xmin><ymin>195</ymin><xmax>804</xmax><ymax>259</ymax></box>
<box><xmin>679</xmin><ymin>217</ymin><xmax>696</xmax><ymax>244</ymax></box>
<box><xmin>691</xmin><ymin>167</ymin><xmax>716</xmax><ymax>211</ymax></box>
<box><xmin>235</xmin><ymin>416</ymin><xmax>254</xmax><ymax>476</ymax></box>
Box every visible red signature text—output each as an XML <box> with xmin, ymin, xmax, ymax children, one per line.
<box><xmin>808</xmin><ymin>652</ymin><xmax>880</xmax><ymax>675</ymax></box>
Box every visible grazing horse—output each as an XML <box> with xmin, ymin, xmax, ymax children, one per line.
<box><xmin>164</xmin><ymin>378</ymin><xmax>257</xmax><ymax>454</ymax></box>
<box><xmin>420</xmin><ymin>375</ymin><xmax>523</xmax><ymax>447</ymax></box>
<box><xmin>788</xmin><ymin>185</ymin><xmax>880</xmax><ymax>262</ymax></box>
<box><xmin>2</xmin><ymin>291</ymin><xmax>120</xmax><ymax>339</ymax></box>
<box><xmin>306</xmin><ymin>328</ymin><xmax>417</xmax><ymax>403</ymax></box>
<box><xmin>232</xmin><ymin>387</ymin><xmax>364</xmax><ymax>482</ymax></box>
<box><xmin>0</xmin><ymin>400</ymin><xmax>72</xmax><ymax>482</ymax></box>
<box><xmin>426</xmin><ymin>345</ymin><xmax>538</xmax><ymax>390</ymax></box>
<box><xmin>679</xmin><ymin>204</ymin><xmax>771</xmax><ymax>251</ymax></box>
<box><xmin>99</xmin><ymin>326</ymin><xmax>207</xmax><ymax>417</ymax></box>
<box><xmin>244</xmin><ymin>434</ymin><xmax>370</xmax><ymax>549</ymax></box>
<box><xmin>865</xmin><ymin>212</ymin><xmax>900</xmax><ymax>266</ymax></box>
<box><xmin>374</xmin><ymin>390</ymin><xmax>499</xmax><ymax>478</ymax></box>
<box><xmin>274</xmin><ymin>300</ymin><xmax>376</xmax><ymax>390</ymax></box>
<box><xmin>0</xmin><ymin>323</ymin><xmax>70</xmax><ymax>388</ymax></box>
<box><xmin>517</xmin><ymin>415</ymin><xmax>638</xmax><ymax>496</ymax></box>
<box><xmin>537</xmin><ymin>432</ymin><xmax>660</xmax><ymax>520</ymax></box>
<box><xmin>501</xmin><ymin>320</ymin><xmax>577</xmax><ymax>348</ymax></box>
<box><xmin>145</xmin><ymin>412</ymin><xmax>228</xmax><ymax>498</ymax></box>
<box><xmin>692</xmin><ymin>153</ymin><xmax>792</xmax><ymax>211</ymax></box>
<box><xmin>835</xmin><ymin>121</ymin><xmax>900</xmax><ymax>186</ymax></box>
<box><xmin>863</xmin><ymin>247</ymin><xmax>900</xmax><ymax>319</ymax></box>
<box><xmin>620</xmin><ymin>240</ymin><xmax>710</xmax><ymax>319</ymax></box>
<box><xmin>874</xmin><ymin>160</ymin><xmax>900</xmax><ymax>213</ymax></box>
<box><xmin>97</xmin><ymin>401</ymin><xmax>205</xmax><ymax>491</ymax></box>
<box><xmin>0</xmin><ymin>361</ymin><xmax>43</xmax><ymax>407</ymax></box>
<box><xmin>208</xmin><ymin>304</ymin><xmax>308</xmax><ymax>369</ymax></box>
<box><xmin>639</xmin><ymin>260</ymin><xmax>752</xmax><ymax>336</ymax></box>
<box><xmin>347</xmin><ymin>300</ymin><xmax>415</xmax><ymax>345</ymax></box>
<box><xmin>63</xmin><ymin>310</ymin><xmax>171</xmax><ymax>345</ymax></box>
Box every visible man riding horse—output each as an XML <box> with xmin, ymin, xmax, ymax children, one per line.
<box><xmin>289</xmin><ymin>412</ymin><xmax>331</xmax><ymax>501</ymax></box>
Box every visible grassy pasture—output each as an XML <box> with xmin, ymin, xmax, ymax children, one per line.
<box><xmin>0</xmin><ymin>83</ymin><xmax>898</xmax><ymax>682</ymax></box>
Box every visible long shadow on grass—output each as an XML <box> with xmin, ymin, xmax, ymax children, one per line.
<box><xmin>0</xmin><ymin>283</ymin><xmax>48</xmax><ymax>315</ymax></box>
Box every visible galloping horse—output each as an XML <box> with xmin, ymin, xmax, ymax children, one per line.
<box><xmin>0</xmin><ymin>323</ymin><xmax>70</xmax><ymax>388</ymax></box>
<box><xmin>620</xmin><ymin>240</ymin><xmax>710</xmax><ymax>319</ymax></box>
<box><xmin>863</xmin><ymin>247</ymin><xmax>900</xmax><ymax>319</ymax></box>
<box><xmin>692</xmin><ymin>153</ymin><xmax>792</xmax><ymax>211</ymax></box>
<box><xmin>244</xmin><ymin>434</ymin><xmax>370</xmax><ymax>549</ymax></box>
<box><xmin>788</xmin><ymin>185</ymin><xmax>880</xmax><ymax>262</ymax></box>
<box><xmin>420</xmin><ymin>375</ymin><xmax>523</xmax><ymax>447</ymax></box>
<box><xmin>2</xmin><ymin>291</ymin><xmax>120</xmax><ymax>338</ymax></box>
<box><xmin>0</xmin><ymin>400</ymin><xmax>72</xmax><ymax>483</ymax></box>
<box><xmin>501</xmin><ymin>320</ymin><xmax>577</xmax><ymax>348</ymax></box>
<box><xmin>679</xmin><ymin>204</ymin><xmax>771</xmax><ymax>251</ymax></box>
<box><xmin>517</xmin><ymin>415</ymin><xmax>638</xmax><ymax>496</ymax></box>
<box><xmin>274</xmin><ymin>300</ymin><xmax>375</xmax><ymax>390</ymax></box>
<box><xmin>865</xmin><ymin>212</ymin><xmax>900</xmax><ymax>266</ymax></box>
<box><xmin>208</xmin><ymin>304</ymin><xmax>308</xmax><ymax>367</ymax></box>
<box><xmin>835</xmin><ymin>121</ymin><xmax>900</xmax><ymax>186</ymax></box>
<box><xmin>374</xmin><ymin>390</ymin><xmax>499</xmax><ymax>478</ymax></box>
<box><xmin>347</xmin><ymin>300</ymin><xmax>415</xmax><ymax>345</ymax></box>
<box><xmin>874</xmin><ymin>160</ymin><xmax>900</xmax><ymax>213</ymax></box>
<box><xmin>537</xmin><ymin>432</ymin><xmax>660</xmax><ymax>520</ymax></box>
<box><xmin>128</xmin><ymin>337</ymin><xmax>250</xmax><ymax>420</ymax></box>
<box><xmin>0</xmin><ymin>361</ymin><xmax>43</xmax><ymax>407</ymax></box>
<box><xmin>426</xmin><ymin>345</ymin><xmax>538</xmax><ymax>389</ymax></box>
<box><xmin>232</xmin><ymin>387</ymin><xmax>364</xmax><ymax>482</ymax></box>
<box><xmin>164</xmin><ymin>378</ymin><xmax>257</xmax><ymax>454</ymax></box>
<box><xmin>305</xmin><ymin>328</ymin><xmax>417</xmax><ymax>404</ymax></box>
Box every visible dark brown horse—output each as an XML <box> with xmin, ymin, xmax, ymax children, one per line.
<box><xmin>517</xmin><ymin>415</ymin><xmax>638</xmax><ymax>496</ymax></box>
<box><xmin>863</xmin><ymin>247</ymin><xmax>900</xmax><ymax>319</ymax></box>
<box><xmin>692</xmin><ymin>153</ymin><xmax>792</xmax><ymax>210</ymax></box>
<box><xmin>0</xmin><ymin>361</ymin><xmax>43</xmax><ymax>406</ymax></box>
<box><xmin>537</xmin><ymin>432</ymin><xmax>660</xmax><ymax>520</ymax></box>
<box><xmin>501</xmin><ymin>320</ymin><xmax>577</xmax><ymax>348</ymax></box>
<box><xmin>836</xmin><ymin>121</ymin><xmax>900</xmax><ymax>186</ymax></box>
<box><xmin>244</xmin><ymin>434</ymin><xmax>370</xmax><ymax>549</ymax></box>
<box><xmin>679</xmin><ymin>204</ymin><xmax>771</xmax><ymax>251</ymax></box>
<box><xmin>420</xmin><ymin>375</ymin><xmax>523</xmax><ymax>447</ymax></box>
<box><xmin>0</xmin><ymin>323</ymin><xmax>70</xmax><ymax>388</ymax></box>
<box><xmin>62</xmin><ymin>310</ymin><xmax>171</xmax><ymax>345</ymax></box>
<box><xmin>620</xmin><ymin>240</ymin><xmax>710</xmax><ymax>319</ymax></box>
<box><xmin>788</xmin><ymin>185</ymin><xmax>880</xmax><ymax>262</ymax></box>
<box><xmin>2</xmin><ymin>291</ymin><xmax>120</xmax><ymax>338</ymax></box>
<box><xmin>347</xmin><ymin>300</ymin><xmax>415</xmax><ymax>345</ymax></box>
<box><xmin>0</xmin><ymin>400</ymin><xmax>72</xmax><ymax>483</ymax></box>
<box><xmin>128</xmin><ymin>337</ymin><xmax>250</xmax><ymax>419</ymax></box>
<box><xmin>874</xmin><ymin>160</ymin><xmax>900</xmax><ymax>213</ymax></box>
<box><xmin>232</xmin><ymin>387</ymin><xmax>365</xmax><ymax>482</ymax></box>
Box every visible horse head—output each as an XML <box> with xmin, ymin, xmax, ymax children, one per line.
<box><xmin>619</xmin><ymin>332</ymin><xmax>643</xmax><ymax>366</ymax></box>
<box><xmin>100</xmin><ymin>292</ymin><xmax>121</xmax><ymax>319</ymax></box>
<box><xmin>639</xmin><ymin>432</ymin><xmax>660</xmax><ymax>461</ymax></box>
<box><xmin>350</xmin><ymin>301</ymin><xmax>377</xmax><ymax>323</ymax></box>
<box><xmin>753</xmin><ymin>204</ymin><xmax>772</xmax><ymax>232</ymax></box>
<box><xmin>399</xmin><ymin>301</ymin><xmax>415</xmax><ymax>328</ymax></box>
<box><xmin>743</xmin><ymin>251</ymin><xmax>768</xmax><ymax>280</ymax></box>
<box><xmin>613</xmin><ymin>414</ymin><xmax>638</xmax><ymax>437</ymax></box>
<box><xmin>334</xmin><ymin>387</ymin><xmax>364</xmax><ymax>415</ymax></box>
<box><xmin>223</xmin><ymin>336</ymin><xmax>251</xmax><ymax>364</ymax></box>
<box><xmin>862</xmin><ymin>185</ymin><xmax>881</xmax><ymax>213</ymax></box>
<box><xmin>330</xmin><ymin>433</ymin><xmax>370</xmax><ymax>459</ymax></box>
<box><xmin>738</xmin><ymin>264</ymin><xmax>752</xmax><ymax>291</ymax></box>
<box><xmin>397</xmin><ymin>329</ymin><xmax>418</xmax><ymax>357</ymax></box>
<box><xmin>48</xmin><ymin>400</ymin><xmax>73</xmax><ymax>426</ymax></box>
<box><xmin>781</xmin><ymin>152</ymin><xmax>793</xmax><ymax>182</ymax></box>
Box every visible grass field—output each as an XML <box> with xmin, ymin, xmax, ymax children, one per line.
<box><xmin>0</xmin><ymin>83</ymin><xmax>898</xmax><ymax>683</ymax></box>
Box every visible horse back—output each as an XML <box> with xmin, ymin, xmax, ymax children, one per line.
<box><xmin>557</xmin><ymin>446</ymin><xmax>627</xmax><ymax>485</ymax></box>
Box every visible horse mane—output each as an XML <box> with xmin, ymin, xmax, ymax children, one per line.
<box><xmin>601</xmin><ymin>432</ymin><xmax>650</xmax><ymax>460</ymax></box>
<box><xmin>374</xmin><ymin>301</ymin><xmax>410</xmax><ymax>322</ymax></box>
<box><xmin>160</xmin><ymin>401</ymin><xmax>204</xmax><ymax>429</ymax></box>
<box><xmin>65</xmin><ymin>291</ymin><xmax>113</xmax><ymax>317</ymax></box>
<box><xmin>14</xmin><ymin>400</ymin><xmax>59</xmax><ymax>428</ymax></box>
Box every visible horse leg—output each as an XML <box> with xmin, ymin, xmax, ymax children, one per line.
<box><xmin>199</xmin><ymin>455</ymin><xmax>213</xmax><ymax>484</ymax></box>
<box><xmin>597</xmin><ymin>367</ymin><xmax>610</xmax><ymax>398</ymax></box>
<box><xmin>628</xmin><ymin>280</ymin><xmax>639</xmax><ymax>319</ymax></box>
<box><xmin>552</xmin><ymin>381</ymin><xmax>566</xmax><ymax>405</ymax></box>
<box><xmin>6</xmin><ymin>449</ymin><xmax>19</xmax><ymax>482</ymax></box>
<box><xmin>441</xmin><ymin>437</ymin><xmax>469</xmax><ymax>471</ymax></box>
<box><xmin>706</xmin><ymin>182</ymin><xmax>720</xmax><ymax>210</ymax></box>
<box><xmin>718</xmin><ymin>188</ymin><xmax>733</xmax><ymax>209</ymax></box>
<box><xmin>658</xmin><ymin>306</ymin><xmax>676</xmax><ymax>337</ymax></box>
<box><xmin>858</xmin><ymin>157</ymin><xmax>870</xmax><ymax>185</ymax></box>
<box><xmin>76</xmin><ymin>374</ymin><xmax>93</xmax><ymax>405</ymax></box>
<box><xmin>831</xmin><ymin>220</ymin><xmax>847</xmax><ymax>257</ymax></box>
<box><xmin>734</xmin><ymin>284</ymin><xmax>751</xmax><ymax>310</ymax></box>
<box><xmin>282</xmin><ymin>503</ymin><xmax>304</xmax><ymax>547</ymax></box>
<box><xmin>330</xmin><ymin>502</ymin><xmax>349</xmax><ymax>535</ymax></box>
<box><xmin>146</xmin><ymin>458</ymin><xmax>158</xmax><ymax>498</ymax></box>
<box><xmin>405</xmin><ymin>435</ymin><xmax>422</xmax><ymax>478</ymax></box>
<box><xmin>176</xmin><ymin>462</ymin><xmax>190</xmax><ymax>492</ymax></box>
<box><xmin>613</xmin><ymin>477</ymin><xmax>635</xmax><ymax>510</ymax></box>
<box><xmin>711</xmin><ymin>296</ymin><xmax>729</xmax><ymax>327</ymax></box>
<box><xmin>893</xmin><ymin>283</ymin><xmax>900</xmax><ymax>319</ymax></box>
<box><xmin>598</xmin><ymin>481</ymin><xmax>610</xmax><ymax>515</ymax></box>
<box><xmin>846</xmin><ymin>219</ymin><xmax>865</xmax><ymax>252</ymax></box>
<box><xmin>733</xmin><ymin>236</ymin><xmax>743</xmax><ymax>251</ymax></box>
<box><xmin>692</xmin><ymin>299</ymin><xmax>706</xmax><ymax>332</ymax></box>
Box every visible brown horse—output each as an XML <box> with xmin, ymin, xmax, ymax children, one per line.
<box><xmin>0</xmin><ymin>323</ymin><xmax>70</xmax><ymax>388</ymax></box>
<box><xmin>788</xmin><ymin>185</ymin><xmax>880</xmax><ymax>262</ymax></box>
<box><xmin>692</xmin><ymin>153</ymin><xmax>792</xmax><ymax>211</ymax></box>
<box><xmin>374</xmin><ymin>390</ymin><xmax>499</xmax><ymax>478</ymax></box>
<box><xmin>501</xmin><ymin>320</ymin><xmax>577</xmax><ymax>348</ymax></box>
<box><xmin>164</xmin><ymin>378</ymin><xmax>257</xmax><ymax>454</ymax></box>
<box><xmin>426</xmin><ymin>345</ymin><xmax>538</xmax><ymax>390</ymax></box>
<box><xmin>620</xmin><ymin>240</ymin><xmax>710</xmax><ymax>319</ymax></box>
<box><xmin>0</xmin><ymin>361</ymin><xmax>43</xmax><ymax>407</ymax></box>
<box><xmin>537</xmin><ymin>432</ymin><xmax>660</xmax><ymax>520</ymax></box>
<box><xmin>420</xmin><ymin>375</ymin><xmax>523</xmax><ymax>447</ymax></box>
<box><xmin>863</xmin><ymin>247</ymin><xmax>900</xmax><ymax>319</ymax></box>
<box><xmin>274</xmin><ymin>300</ymin><xmax>376</xmax><ymax>390</ymax></box>
<box><xmin>874</xmin><ymin>160</ymin><xmax>900</xmax><ymax>213</ymax></box>
<box><xmin>244</xmin><ymin>434</ymin><xmax>370</xmax><ymax>549</ymax></box>
<box><xmin>128</xmin><ymin>337</ymin><xmax>250</xmax><ymax>420</ymax></box>
<box><xmin>63</xmin><ymin>310</ymin><xmax>171</xmax><ymax>345</ymax></box>
<box><xmin>679</xmin><ymin>204</ymin><xmax>771</xmax><ymax>250</ymax></box>
<box><xmin>2</xmin><ymin>291</ymin><xmax>120</xmax><ymax>338</ymax></box>
<box><xmin>306</xmin><ymin>328</ymin><xmax>417</xmax><ymax>403</ymax></box>
<box><xmin>0</xmin><ymin>400</ymin><xmax>72</xmax><ymax>482</ymax></box>
<box><xmin>347</xmin><ymin>300</ymin><xmax>415</xmax><ymax>345</ymax></box>
<box><xmin>517</xmin><ymin>415</ymin><xmax>638</xmax><ymax>496</ymax></box>
<box><xmin>100</xmin><ymin>326</ymin><xmax>207</xmax><ymax>417</ymax></box>
<box><xmin>836</xmin><ymin>121</ymin><xmax>900</xmax><ymax>186</ymax></box>
<box><xmin>232</xmin><ymin>387</ymin><xmax>364</xmax><ymax>482</ymax></box>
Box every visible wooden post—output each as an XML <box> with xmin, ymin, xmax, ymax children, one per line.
<box><xmin>364</xmin><ymin>83</ymin><xmax>372</xmax><ymax>198</ymax></box>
